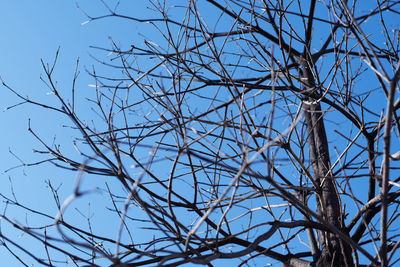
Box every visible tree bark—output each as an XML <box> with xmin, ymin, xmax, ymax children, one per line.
<box><xmin>301</xmin><ymin>60</ymin><xmax>354</xmax><ymax>267</ymax></box>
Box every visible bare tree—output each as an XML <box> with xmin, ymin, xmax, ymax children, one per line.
<box><xmin>2</xmin><ymin>0</ymin><xmax>400</xmax><ymax>266</ymax></box>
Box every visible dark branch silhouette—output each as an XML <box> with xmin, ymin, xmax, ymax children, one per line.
<box><xmin>2</xmin><ymin>1</ymin><xmax>400</xmax><ymax>266</ymax></box>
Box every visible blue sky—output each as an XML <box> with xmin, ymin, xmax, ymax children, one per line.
<box><xmin>0</xmin><ymin>1</ymin><xmax>399</xmax><ymax>266</ymax></box>
<box><xmin>0</xmin><ymin>2</ymin><xmax>201</xmax><ymax>266</ymax></box>
<box><xmin>0</xmin><ymin>1</ymin><xmax>121</xmax><ymax>265</ymax></box>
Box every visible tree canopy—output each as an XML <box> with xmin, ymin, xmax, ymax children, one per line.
<box><xmin>2</xmin><ymin>1</ymin><xmax>400</xmax><ymax>266</ymax></box>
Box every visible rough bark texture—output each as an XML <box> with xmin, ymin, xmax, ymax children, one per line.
<box><xmin>301</xmin><ymin>61</ymin><xmax>354</xmax><ymax>267</ymax></box>
<box><xmin>281</xmin><ymin>258</ymin><xmax>313</xmax><ymax>267</ymax></box>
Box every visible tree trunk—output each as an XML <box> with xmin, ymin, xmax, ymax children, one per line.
<box><xmin>301</xmin><ymin>60</ymin><xmax>354</xmax><ymax>267</ymax></box>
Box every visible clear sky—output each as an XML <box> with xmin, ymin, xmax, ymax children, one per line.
<box><xmin>0</xmin><ymin>1</ymin><xmax>127</xmax><ymax>265</ymax></box>
<box><xmin>0</xmin><ymin>2</ymin><xmax>196</xmax><ymax>266</ymax></box>
<box><xmin>0</xmin><ymin>1</ymin><xmax>398</xmax><ymax>266</ymax></box>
